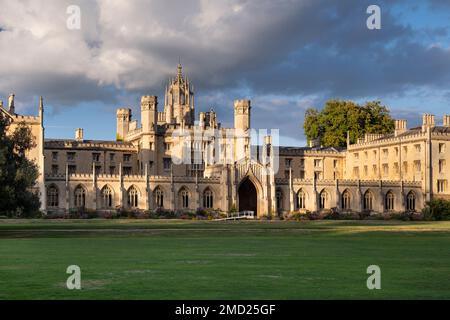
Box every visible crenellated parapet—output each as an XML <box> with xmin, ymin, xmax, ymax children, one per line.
<box><xmin>349</xmin><ymin>114</ymin><xmax>450</xmax><ymax>150</ymax></box>
<box><xmin>280</xmin><ymin>147</ymin><xmax>343</xmax><ymax>156</ymax></box>
<box><xmin>45</xmin><ymin>139</ymin><xmax>137</xmax><ymax>151</ymax></box>
<box><xmin>11</xmin><ymin>114</ymin><xmax>41</xmax><ymax>124</ymax></box>
<box><xmin>125</xmin><ymin>127</ymin><xmax>143</xmax><ymax>141</ymax></box>
<box><xmin>348</xmin><ymin>131</ymin><xmax>426</xmax><ymax>150</ymax></box>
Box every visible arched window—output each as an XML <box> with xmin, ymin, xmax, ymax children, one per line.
<box><xmin>342</xmin><ymin>190</ymin><xmax>351</xmax><ymax>210</ymax></box>
<box><xmin>297</xmin><ymin>189</ymin><xmax>306</xmax><ymax>209</ymax></box>
<box><xmin>319</xmin><ymin>190</ymin><xmax>328</xmax><ymax>209</ymax></box>
<box><xmin>154</xmin><ymin>187</ymin><xmax>164</xmax><ymax>208</ymax></box>
<box><xmin>128</xmin><ymin>186</ymin><xmax>139</xmax><ymax>208</ymax></box>
<box><xmin>385</xmin><ymin>191</ymin><xmax>395</xmax><ymax>211</ymax></box>
<box><xmin>364</xmin><ymin>190</ymin><xmax>373</xmax><ymax>211</ymax></box>
<box><xmin>406</xmin><ymin>191</ymin><xmax>416</xmax><ymax>211</ymax></box>
<box><xmin>276</xmin><ymin>189</ymin><xmax>283</xmax><ymax>210</ymax></box>
<box><xmin>101</xmin><ymin>185</ymin><xmax>113</xmax><ymax>209</ymax></box>
<box><xmin>74</xmin><ymin>185</ymin><xmax>86</xmax><ymax>208</ymax></box>
<box><xmin>47</xmin><ymin>185</ymin><xmax>59</xmax><ymax>207</ymax></box>
<box><xmin>179</xmin><ymin>188</ymin><xmax>189</xmax><ymax>209</ymax></box>
<box><xmin>203</xmin><ymin>188</ymin><xmax>214</xmax><ymax>209</ymax></box>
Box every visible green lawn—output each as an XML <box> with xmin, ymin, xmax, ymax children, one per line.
<box><xmin>0</xmin><ymin>219</ymin><xmax>449</xmax><ymax>299</ymax></box>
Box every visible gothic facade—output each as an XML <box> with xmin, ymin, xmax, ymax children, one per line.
<box><xmin>1</xmin><ymin>65</ymin><xmax>449</xmax><ymax>217</ymax></box>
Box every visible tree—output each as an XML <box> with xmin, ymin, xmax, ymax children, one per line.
<box><xmin>303</xmin><ymin>100</ymin><xmax>395</xmax><ymax>148</ymax></box>
<box><xmin>0</xmin><ymin>112</ymin><xmax>40</xmax><ymax>217</ymax></box>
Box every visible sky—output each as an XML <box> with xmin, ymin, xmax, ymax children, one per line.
<box><xmin>0</xmin><ymin>0</ymin><xmax>449</xmax><ymax>146</ymax></box>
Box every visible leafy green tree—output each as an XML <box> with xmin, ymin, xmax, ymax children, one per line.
<box><xmin>303</xmin><ymin>100</ymin><xmax>394</xmax><ymax>148</ymax></box>
<box><xmin>0</xmin><ymin>112</ymin><xmax>40</xmax><ymax>217</ymax></box>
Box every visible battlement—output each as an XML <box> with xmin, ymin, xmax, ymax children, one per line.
<box><xmin>234</xmin><ymin>99</ymin><xmax>251</xmax><ymax>131</ymax></box>
<box><xmin>289</xmin><ymin>178</ymin><xmax>422</xmax><ymax>188</ymax></box>
<box><xmin>117</xmin><ymin>108</ymin><xmax>131</xmax><ymax>114</ymax></box>
<box><xmin>44</xmin><ymin>139</ymin><xmax>136</xmax><ymax>151</ymax></box>
<box><xmin>279</xmin><ymin>146</ymin><xmax>343</xmax><ymax>156</ymax></box>
<box><xmin>125</xmin><ymin>127</ymin><xmax>143</xmax><ymax>140</ymax></box>
<box><xmin>45</xmin><ymin>172</ymin><xmax>221</xmax><ymax>184</ymax></box>
<box><xmin>141</xmin><ymin>95</ymin><xmax>157</xmax><ymax>107</ymax></box>
<box><xmin>116</xmin><ymin>108</ymin><xmax>132</xmax><ymax>116</ymax></box>
<box><xmin>234</xmin><ymin>99</ymin><xmax>251</xmax><ymax>110</ymax></box>
<box><xmin>11</xmin><ymin>114</ymin><xmax>41</xmax><ymax>123</ymax></box>
<box><xmin>348</xmin><ymin>114</ymin><xmax>450</xmax><ymax>149</ymax></box>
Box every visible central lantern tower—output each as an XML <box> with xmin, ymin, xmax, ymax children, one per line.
<box><xmin>164</xmin><ymin>63</ymin><xmax>195</xmax><ymax>126</ymax></box>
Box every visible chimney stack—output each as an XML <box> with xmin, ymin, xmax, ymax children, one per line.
<box><xmin>75</xmin><ymin>128</ymin><xmax>84</xmax><ymax>141</ymax></box>
<box><xmin>394</xmin><ymin>119</ymin><xmax>407</xmax><ymax>137</ymax></box>
<box><xmin>422</xmin><ymin>114</ymin><xmax>435</xmax><ymax>132</ymax></box>
<box><xmin>443</xmin><ymin>115</ymin><xmax>450</xmax><ymax>127</ymax></box>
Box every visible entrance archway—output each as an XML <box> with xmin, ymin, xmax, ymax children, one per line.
<box><xmin>238</xmin><ymin>177</ymin><xmax>257</xmax><ymax>215</ymax></box>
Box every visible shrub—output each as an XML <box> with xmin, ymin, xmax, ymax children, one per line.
<box><xmin>44</xmin><ymin>211</ymin><xmax>67</xmax><ymax>219</ymax></box>
<box><xmin>150</xmin><ymin>208</ymin><xmax>177</xmax><ymax>219</ymax></box>
<box><xmin>358</xmin><ymin>211</ymin><xmax>371</xmax><ymax>220</ymax></box>
<box><xmin>84</xmin><ymin>209</ymin><xmax>99</xmax><ymax>219</ymax></box>
<box><xmin>391</xmin><ymin>211</ymin><xmax>413</xmax><ymax>221</ymax></box>
<box><xmin>136</xmin><ymin>211</ymin><xmax>150</xmax><ymax>219</ymax></box>
<box><xmin>338</xmin><ymin>211</ymin><xmax>361</xmax><ymax>220</ymax></box>
<box><xmin>98</xmin><ymin>211</ymin><xmax>118</xmax><ymax>219</ymax></box>
<box><xmin>178</xmin><ymin>213</ymin><xmax>192</xmax><ymax>219</ymax></box>
<box><xmin>196</xmin><ymin>208</ymin><xmax>223</xmax><ymax>220</ymax></box>
<box><xmin>323</xmin><ymin>208</ymin><xmax>340</xmax><ymax>220</ymax></box>
<box><xmin>196</xmin><ymin>208</ymin><xmax>208</xmax><ymax>217</ymax></box>
<box><xmin>217</xmin><ymin>211</ymin><xmax>228</xmax><ymax>219</ymax></box>
<box><xmin>111</xmin><ymin>209</ymin><xmax>138</xmax><ymax>218</ymax></box>
<box><xmin>285</xmin><ymin>211</ymin><xmax>310</xmax><ymax>221</ymax></box>
<box><xmin>286</xmin><ymin>212</ymin><xmax>305</xmax><ymax>221</ymax></box>
<box><xmin>306</xmin><ymin>211</ymin><xmax>321</xmax><ymax>220</ymax></box>
<box><xmin>189</xmin><ymin>210</ymin><xmax>199</xmax><ymax>219</ymax></box>
<box><xmin>422</xmin><ymin>199</ymin><xmax>450</xmax><ymax>221</ymax></box>
<box><xmin>411</xmin><ymin>212</ymin><xmax>424</xmax><ymax>221</ymax></box>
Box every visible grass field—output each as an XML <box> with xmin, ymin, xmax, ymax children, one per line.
<box><xmin>0</xmin><ymin>219</ymin><xmax>449</xmax><ymax>299</ymax></box>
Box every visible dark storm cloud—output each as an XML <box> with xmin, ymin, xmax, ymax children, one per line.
<box><xmin>196</xmin><ymin>0</ymin><xmax>449</xmax><ymax>99</ymax></box>
<box><xmin>5</xmin><ymin>73</ymin><xmax>117</xmax><ymax>106</ymax></box>
<box><xmin>243</xmin><ymin>39</ymin><xmax>450</xmax><ymax>98</ymax></box>
<box><xmin>0</xmin><ymin>0</ymin><xmax>449</xmax><ymax>142</ymax></box>
<box><xmin>124</xmin><ymin>0</ymin><xmax>449</xmax><ymax>102</ymax></box>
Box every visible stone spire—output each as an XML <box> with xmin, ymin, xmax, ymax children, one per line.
<box><xmin>177</xmin><ymin>62</ymin><xmax>183</xmax><ymax>81</ymax></box>
<box><xmin>8</xmin><ymin>93</ymin><xmax>15</xmax><ymax>114</ymax></box>
<box><xmin>39</xmin><ymin>96</ymin><xmax>44</xmax><ymax>124</ymax></box>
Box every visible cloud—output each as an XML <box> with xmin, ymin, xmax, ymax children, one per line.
<box><xmin>0</xmin><ymin>0</ymin><xmax>449</xmax><ymax>144</ymax></box>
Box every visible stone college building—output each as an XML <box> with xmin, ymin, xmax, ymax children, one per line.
<box><xmin>1</xmin><ymin>64</ymin><xmax>449</xmax><ymax>216</ymax></box>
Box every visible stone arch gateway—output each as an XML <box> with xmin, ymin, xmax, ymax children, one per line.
<box><xmin>238</xmin><ymin>177</ymin><xmax>258</xmax><ymax>215</ymax></box>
